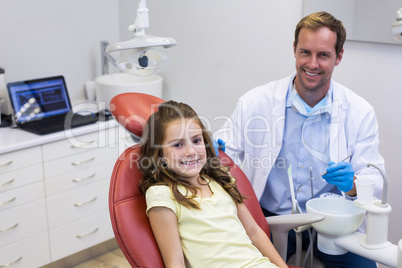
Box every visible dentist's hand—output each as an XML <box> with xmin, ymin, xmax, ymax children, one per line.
<box><xmin>213</xmin><ymin>138</ymin><xmax>226</xmax><ymax>156</ymax></box>
<box><xmin>322</xmin><ymin>161</ymin><xmax>354</xmax><ymax>192</ymax></box>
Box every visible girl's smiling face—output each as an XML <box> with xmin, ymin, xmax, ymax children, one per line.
<box><xmin>161</xmin><ymin>118</ymin><xmax>207</xmax><ymax>183</ymax></box>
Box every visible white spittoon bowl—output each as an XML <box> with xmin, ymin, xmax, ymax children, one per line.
<box><xmin>306</xmin><ymin>198</ymin><xmax>365</xmax><ymax>255</ymax></box>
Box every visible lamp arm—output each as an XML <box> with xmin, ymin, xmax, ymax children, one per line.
<box><xmin>129</xmin><ymin>0</ymin><xmax>149</xmax><ymax>35</ymax></box>
<box><xmin>397</xmin><ymin>7</ymin><xmax>402</xmax><ymax>20</ymax></box>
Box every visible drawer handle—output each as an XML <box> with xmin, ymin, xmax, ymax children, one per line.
<box><xmin>0</xmin><ymin>160</ymin><xmax>13</xmax><ymax>168</ymax></box>
<box><xmin>72</xmin><ymin>173</ymin><xmax>96</xmax><ymax>183</ymax></box>
<box><xmin>0</xmin><ymin>178</ymin><xmax>14</xmax><ymax>188</ymax></box>
<box><xmin>71</xmin><ymin>140</ymin><xmax>96</xmax><ymax>149</ymax></box>
<box><xmin>0</xmin><ymin>223</ymin><xmax>19</xmax><ymax>233</ymax></box>
<box><xmin>0</xmin><ymin>197</ymin><xmax>16</xmax><ymax>207</ymax></box>
<box><xmin>0</xmin><ymin>256</ymin><xmax>22</xmax><ymax>268</ymax></box>
<box><xmin>76</xmin><ymin>227</ymin><xmax>99</xmax><ymax>239</ymax></box>
<box><xmin>71</xmin><ymin>157</ymin><xmax>95</xmax><ymax>166</ymax></box>
<box><xmin>74</xmin><ymin>197</ymin><xmax>97</xmax><ymax>207</ymax></box>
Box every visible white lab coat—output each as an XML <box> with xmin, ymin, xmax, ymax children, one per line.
<box><xmin>217</xmin><ymin>75</ymin><xmax>385</xmax><ymax>203</ymax></box>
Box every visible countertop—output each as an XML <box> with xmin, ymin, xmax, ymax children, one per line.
<box><xmin>0</xmin><ymin>119</ymin><xmax>119</xmax><ymax>155</ymax></box>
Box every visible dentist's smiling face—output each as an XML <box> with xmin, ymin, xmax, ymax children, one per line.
<box><xmin>294</xmin><ymin>27</ymin><xmax>343</xmax><ymax>96</ymax></box>
<box><xmin>161</xmin><ymin>118</ymin><xmax>206</xmax><ymax>183</ymax></box>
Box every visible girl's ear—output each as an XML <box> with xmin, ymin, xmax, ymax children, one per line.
<box><xmin>160</xmin><ymin>156</ymin><xmax>168</xmax><ymax>168</ymax></box>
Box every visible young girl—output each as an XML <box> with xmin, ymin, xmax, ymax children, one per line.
<box><xmin>140</xmin><ymin>100</ymin><xmax>288</xmax><ymax>268</ymax></box>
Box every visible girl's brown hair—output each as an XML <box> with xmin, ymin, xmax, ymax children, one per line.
<box><xmin>139</xmin><ymin>100</ymin><xmax>244</xmax><ymax>209</ymax></box>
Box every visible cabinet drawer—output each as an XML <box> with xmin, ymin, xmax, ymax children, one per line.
<box><xmin>42</xmin><ymin>128</ymin><xmax>119</xmax><ymax>161</ymax></box>
<box><xmin>43</xmin><ymin>146</ymin><xmax>118</xmax><ymax>178</ymax></box>
<box><xmin>0</xmin><ymin>164</ymin><xmax>43</xmax><ymax>193</ymax></box>
<box><xmin>49</xmin><ymin>210</ymin><xmax>114</xmax><ymax>262</ymax></box>
<box><xmin>0</xmin><ymin>232</ymin><xmax>50</xmax><ymax>268</ymax></box>
<box><xmin>0</xmin><ymin>181</ymin><xmax>45</xmax><ymax>211</ymax></box>
<box><xmin>0</xmin><ymin>199</ymin><xmax>48</xmax><ymax>247</ymax></box>
<box><xmin>46</xmin><ymin>179</ymin><xmax>109</xmax><ymax>228</ymax></box>
<box><xmin>45</xmin><ymin>161</ymin><xmax>115</xmax><ymax>196</ymax></box>
<box><xmin>0</xmin><ymin>146</ymin><xmax>41</xmax><ymax>174</ymax></box>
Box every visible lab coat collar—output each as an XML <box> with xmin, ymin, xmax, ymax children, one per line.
<box><xmin>285</xmin><ymin>73</ymin><xmax>334</xmax><ymax>116</ymax></box>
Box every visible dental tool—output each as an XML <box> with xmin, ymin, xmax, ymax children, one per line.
<box><xmin>321</xmin><ymin>154</ymin><xmax>352</xmax><ymax>177</ymax></box>
<box><xmin>309</xmin><ymin>167</ymin><xmax>315</xmax><ymax>198</ymax></box>
<box><xmin>288</xmin><ymin>165</ymin><xmax>302</xmax><ymax>214</ymax></box>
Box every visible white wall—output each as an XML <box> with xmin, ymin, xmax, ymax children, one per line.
<box><xmin>0</xmin><ymin>0</ymin><xmax>120</xmax><ymax>101</ymax></box>
<box><xmin>127</xmin><ymin>0</ymin><xmax>402</xmax><ymax>246</ymax></box>
<box><xmin>1</xmin><ymin>0</ymin><xmax>401</xmax><ymax>253</ymax></box>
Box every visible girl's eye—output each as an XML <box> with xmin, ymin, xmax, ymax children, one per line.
<box><xmin>193</xmin><ymin>138</ymin><xmax>202</xmax><ymax>144</ymax></box>
<box><xmin>173</xmin><ymin>142</ymin><xmax>182</xmax><ymax>148</ymax></box>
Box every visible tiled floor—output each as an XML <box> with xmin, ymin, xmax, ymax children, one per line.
<box><xmin>73</xmin><ymin>248</ymin><xmax>130</xmax><ymax>268</ymax></box>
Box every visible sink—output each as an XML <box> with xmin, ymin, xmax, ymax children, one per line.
<box><xmin>306</xmin><ymin>198</ymin><xmax>365</xmax><ymax>255</ymax></box>
<box><xmin>94</xmin><ymin>73</ymin><xmax>163</xmax><ymax>110</ymax></box>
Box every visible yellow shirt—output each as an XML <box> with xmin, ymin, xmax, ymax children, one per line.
<box><xmin>146</xmin><ymin>180</ymin><xmax>278</xmax><ymax>268</ymax></box>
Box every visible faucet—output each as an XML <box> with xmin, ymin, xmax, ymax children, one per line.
<box><xmin>101</xmin><ymin>40</ymin><xmax>110</xmax><ymax>75</ymax></box>
<box><xmin>366</xmin><ymin>163</ymin><xmax>388</xmax><ymax>206</ymax></box>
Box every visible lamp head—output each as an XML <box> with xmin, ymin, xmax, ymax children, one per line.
<box><xmin>105</xmin><ymin>34</ymin><xmax>176</xmax><ymax>76</ymax></box>
<box><xmin>104</xmin><ymin>0</ymin><xmax>176</xmax><ymax>76</ymax></box>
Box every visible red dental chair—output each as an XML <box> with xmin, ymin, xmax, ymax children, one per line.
<box><xmin>108</xmin><ymin>93</ymin><xmax>321</xmax><ymax>268</ymax></box>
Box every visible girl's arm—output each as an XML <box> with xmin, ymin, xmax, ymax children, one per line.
<box><xmin>237</xmin><ymin>203</ymin><xmax>289</xmax><ymax>268</ymax></box>
<box><xmin>148</xmin><ymin>206</ymin><xmax>186</xmax><ymax>268</ymax></box>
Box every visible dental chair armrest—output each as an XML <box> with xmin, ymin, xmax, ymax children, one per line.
<box><xmin>266</xmin><ymin>213</ymin><xmax>325</xmax><ymax>261</ymax></box>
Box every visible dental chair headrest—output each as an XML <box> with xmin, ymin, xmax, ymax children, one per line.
<box><xmin>110</xmin><ymin>93</ymin><xmax>164</xmax><ymax>139</ymax></box>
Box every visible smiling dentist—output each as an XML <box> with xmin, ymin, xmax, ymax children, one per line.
<box><xmin>216</xmin><ymin>11</ymin><xmax>385</xmax><ymax>268</ymax></box>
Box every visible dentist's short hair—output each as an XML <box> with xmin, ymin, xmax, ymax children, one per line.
<box><xmin>294</xmin><ymin>11</ymin><xmax>346</xmax><ymax>57</ymax></box>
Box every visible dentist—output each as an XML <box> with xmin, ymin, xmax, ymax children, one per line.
<box><xmin>216</xmin><ymin>11</ymin><xmax>384</xmax><ymax>268</ymax></box>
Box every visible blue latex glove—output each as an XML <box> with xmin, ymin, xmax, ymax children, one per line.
<box><xmin>322</xmin><ymin>161</ymin><xmax>354</xmax><ymax>192</ymax></box>
<box><xmin>213</xmin><ymin>138</ymin><xmax>226</xmax><ymax>156</ymax></box>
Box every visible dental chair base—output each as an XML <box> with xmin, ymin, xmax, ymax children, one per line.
<box><xmin>334</xmin><ymin>233</ymin><xmax>401</xmax><ymax>268</ymax></box>
<box><xmin>333</xmin><ymin>199</ymin><xmax>401</xmax><ymax>268</ymax></box>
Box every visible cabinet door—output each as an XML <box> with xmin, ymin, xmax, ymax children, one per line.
<box><xmin>0</xmin><ymin>146</ymin><xmax>41</xmax><ymax>174</ymax></box>
<box><xmin>49</xmin><ymin>210</ymin><xmax>114</xmax><ymax>262</ymax></box>
<box><xmin>0</xmin><ymin>181</ymin><xmax>45</xmax><ymax>211</ymax></box>
<box><xmin>42</xmin><ymin>128</ymin><xmax>121</xmax><ymax>161</ymax></box>
<box><xmin>45</xmin><ymin>161</ymin><xmax>115</xmax><ymax>196</ymax></box>
<box><xmin>43</xmin><ymin>146</ymin><xmax>118</xmax><ymax>178</ymax></box>
<box><xmin>0</xmin><ymin>199</ymin><xmax>48</xmax><ymax>247</ymax></box>
<box><xmin>46</xmin><ymin>179</ymin><xmax>109</xmax><ymax>229</ymax></box>
<box><xmin>0</xmin><ymin>164</ymin><xmax>43</xmax><ymax>193</ymax></box>
<box><xmin>0</xmin><ymin>232</ymin><xmax>50</xmax><ymax>268</ymax></box>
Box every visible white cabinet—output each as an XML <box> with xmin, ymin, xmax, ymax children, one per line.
<box><xmin>46</xmin><ymin>179</ymin><xmax>109</xmax><ymax>229</ymax></box>
<box><xmin>43</xmin><ymin>129</ymin><xmax>119</xmax><ymax>262</ymax></box>
<box><xmin>49</xmin><ymin>210</ymin><xmax>113</xmax><ymax>261</ymax></box>
<box><xmin>0</xmin><ymin>146</ymin><xmax>50</xmax><ymax>268</ymax></box>
<box><xmin>0</xmin><ymin>233</ymin><xmax>50</xmax><ymax>268</ymax></box>
<box><xmin>0</xmin><ymin>123</ymin><xmax>130</xmax><ymax>267</ymax></box>
<box><xmin>0</xmin><ymin>199</ymin><xmax>48</xmax><ymax>247</ymax></box>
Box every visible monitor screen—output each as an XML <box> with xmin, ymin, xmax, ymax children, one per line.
<box><xmin>7</xmin><ymin>76</ymin><xmax>71</xmax><ymax>123</ymax></box>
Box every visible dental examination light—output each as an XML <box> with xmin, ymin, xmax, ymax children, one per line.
<box><xmin>392</xmin><ymin>7</ymin><xmax>402</xmax><ymax>41</ymax></box>
<box><xmin>105</xmin><ymin>0</ymin><xmax>176</xmax><ymax>76</ymax></box>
